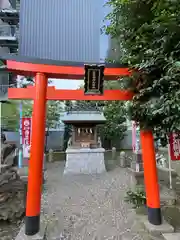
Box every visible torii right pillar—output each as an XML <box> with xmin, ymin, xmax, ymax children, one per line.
<box><xmin>140</xmin><ymin>130</ymin><xmax>162</xmax><ymax>225</ymax></box>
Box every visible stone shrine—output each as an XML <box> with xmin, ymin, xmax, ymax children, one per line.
<box><xmin>61</xmin><ymin>111</ymin><xmax>106</xmax><ymax>174</ymax></box>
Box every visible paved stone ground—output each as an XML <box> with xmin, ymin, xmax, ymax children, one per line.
<box><xmin>41</xmin><ymin>162</ymin><xmax>164</xmax><ymax>240</ymax></box>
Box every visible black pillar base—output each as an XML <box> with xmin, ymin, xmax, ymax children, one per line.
<box><xmin>147</xmin><ymin>207</ymin><xmax>162</xmax><ymax>225</ymax></box>
<box><xmin>25</xmin><ymin>215</ymin><xmax>40</xmax><ymax>236</ymax></box>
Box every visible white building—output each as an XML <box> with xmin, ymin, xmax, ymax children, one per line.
<box><xmin>0</xmin><ymin>0</ymin><xmax>19</xmax><ymax>101</ymax></box>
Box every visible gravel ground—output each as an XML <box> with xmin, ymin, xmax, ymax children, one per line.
<box><xmin>41</xmin><ymin>162</ymin><xmax>163</xmax><ymax>240</ymax></box>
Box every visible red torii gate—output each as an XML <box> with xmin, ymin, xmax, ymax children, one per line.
<box><xmin>3</xmin><ymin>55</ymin><xmax>161</xmax><ymax>235</ymax></box>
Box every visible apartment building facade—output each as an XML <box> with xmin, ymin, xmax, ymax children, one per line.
<box><xmin>19</xmin><ymin>0</ymin><xmax>103</xmax><ymax>62</ymax></box>
<box><xmin>0</xmin><ymin>0</ymin><xmax>19</xmax><ymax>101</ymax></box>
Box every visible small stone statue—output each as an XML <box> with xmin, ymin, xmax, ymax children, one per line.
<box><xmin>120</xmin><ymin>151</ymin><xmax>126</xmax><ymax>168</ymax></box>
<box><xmin>98</xmin><ymin>136</ymin><xmax>102</xmax><ymax>148</ymax></box>
<box><xmin>135</xmin><ymin>139</ymin><xmax>140</xmax><ymax>153</ymax></box>
<box><xmin>67</xmin><ymin>137</ymin><xmax>72</xmax><ymax>147</ymax></box>
<box><xmin>48</xmin><ymin>149</ymin><xmax>53</xmax><ymax>162</ymax></box>
<box><xmin>159</xmin><ymin>157</ymin><xmax>167</xmax><ymax>168</ymax></box>
<box><xmin>156</xmin><ymin>152</ymin><xmax>167</xmax><ymax>168</ymax></box>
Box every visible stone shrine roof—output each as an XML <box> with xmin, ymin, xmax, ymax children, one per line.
<box><xmin>61</xmin><ymin>111</ymin><xmax>106</xmax><ymax>124</ymax></box>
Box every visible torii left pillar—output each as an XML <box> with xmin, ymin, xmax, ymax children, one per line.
<box><xmin>25</xmin><ymin>73</ymin><xmax>48</xmax><ymax>235</ymax></box>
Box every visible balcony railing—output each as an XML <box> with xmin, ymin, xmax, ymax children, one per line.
<box><xmin>0</xmin><ymin>25</ymin><xmax>18</xmax><ymax>39</ymax></box>
<box><xmin>0</xmin><ymin>0</ymin><xmax>20</xmax><ymax>11</ymax></box>
<box><xmin>0</xmin><ymin>83</ymin><xmax>16</xmax><ymax>101</ymax></box>
<box><xmin>0</xmin><ymin>70</ymin><xmax>17</xmax><ymax>101</ymax></box>
<box><xmin>10</xmin><ymin>0</ymin><xmax>20</xmax><ymax>10</ymax></box>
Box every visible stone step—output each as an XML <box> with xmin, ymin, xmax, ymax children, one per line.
<box><xmin>16</xmin><ymin>167</ymin><xmax>29</xmax><ymax>177</ymax></box>
<box><xmin>0</xmin><ymin>164</ymin><xmax>12</xmax><ymax>173</ymax></box>
<box><xmin>160</xmin><ymin>189</ymin><xmax>177</xmax><ymax>205</ymax></box>
<box><xmin>139</xmin><ymin>215</ymin><xmax>174</xmax><ymax>235</ymax></box>
<box><xmin>20</xmin><ymin>175</ymin><xmax>28</xmax><ymax>182</ymax></box>
<box><xmin>163</xmin><ymin>233</ymin><xmax>180</xmax><ymax>240</ymax></box>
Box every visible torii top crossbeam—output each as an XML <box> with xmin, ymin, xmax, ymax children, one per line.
<box><xmin>2</xmin><ymin>55</ymin><xmax>130</xmax><ymax>79</ymax></box>
<box><xmin>1</xmin><ymin>55</ymin><xmax>133</xmax><ymax>101</ymax></box>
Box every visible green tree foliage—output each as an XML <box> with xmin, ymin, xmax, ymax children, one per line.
<box><xmin>23</xmin><ymin>100</ymin><xmax>62</xmax><ymax>129</ymax></box>
<box><xmin>104</xmin><ymin>0</ymin><xmax>180</xmax><ymax>144</ymax></box>
<box><xmin>63</xmin><ymin>100</ymin><xmax>73</xmax><ymax>150</ymax></box>
<box><xmin>99</xmin><ymin>81</ymin><xmax>127</xmax><ymax>143</ymax></box>
<box><xmin>20</xmin><ymin>77</ymin><xmax>52</xmax><ymax>88</ymax></box>
<box><xmin>99</xmin><ymin>101</ymin><xmax>127</xmax><ymax>142</ymax></box>
<box><xmin>0</xmin><ymin>60</ymin><xmax>5</xmax><ymax>68</ymax></box>
<box><xmin>73</xmin><ymin>100</ymin><xmax>99</xmax><ymax>111</ymax></box>
<box><xmin>1</xmin><ymin>101</ymin><xmax>19</xmax><ymax>131</ymax></box>
<box><xmin>1</xmin><ymin>99</ymin><xmax>62</xmax><ymax>132</ymax></box>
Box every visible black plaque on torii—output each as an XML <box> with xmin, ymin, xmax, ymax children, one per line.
<box><xmin>84</xmin><ymin>64</ymin><xmax>104</xmax><ymax>95</ymax></box>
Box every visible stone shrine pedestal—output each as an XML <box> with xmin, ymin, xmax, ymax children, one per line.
<box><xmin>64</xmin><ymin>148</ymin><xmax>106</xmax><ymax>174</ymax></box>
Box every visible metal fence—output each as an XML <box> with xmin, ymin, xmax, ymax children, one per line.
<box><xmin>0</xmin><ymin>0</ymin><xmax>20</xmax><ymax>9</ymax></box>
<box><xmin>9</xmin><ymin>0</ymin><xmax>20</xmax><ymax>9</ymax></box>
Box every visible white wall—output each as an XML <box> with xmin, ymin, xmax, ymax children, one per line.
<box><xmin>0</xmin><ymin>0</ymin><xmax>11</xmax><ymax>9</ymax></box>
<box><xmin>0</xmin><ymin>0</ymin><xmax>12</xmax><ymax>100</ymax></box>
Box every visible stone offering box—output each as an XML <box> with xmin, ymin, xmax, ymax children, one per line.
<box><xmin>61</xmin><ymin>111</ymin><xmax>106</xmax><ymax>174</ymax></box>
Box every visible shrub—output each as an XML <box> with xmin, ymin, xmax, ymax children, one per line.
<box><xmin>124</xmin><ymin>188</ymin><xmax>146</xmax><ymax>209</ymax></box>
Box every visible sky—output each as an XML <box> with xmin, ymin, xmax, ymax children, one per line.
<box><xmin>49</xmin><ymin>1</ymin><xmax>110</xmax><ymax>90</ymax></box>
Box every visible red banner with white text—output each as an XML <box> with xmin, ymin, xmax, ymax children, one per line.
<box><xmin>22</xmin><ymin>117</ymin><xmax>31</xmax><ymax>145</ymax></box>
<box><xmin>169</xmin><ymin>132</ymin><xmax>180</xmax><ymax>161</ymax></box>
